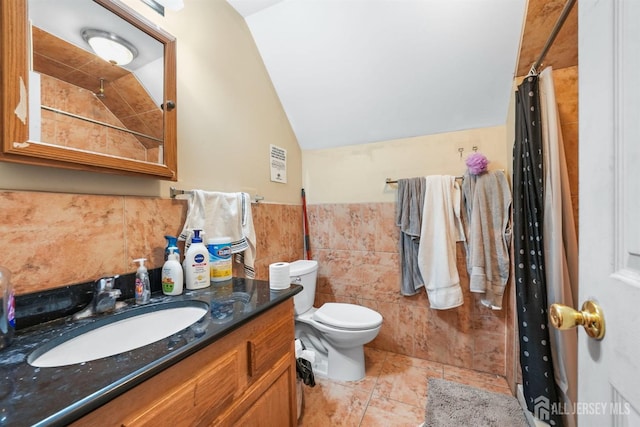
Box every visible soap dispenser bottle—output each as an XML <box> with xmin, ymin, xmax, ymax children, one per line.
<box><xmin>0</xmin><ymin>266</ymin><xmax>15</xmax><ymax>350</ymax></box>
<box><xmin>133</xmin><ymin>258</ymin><xmax>151</xmax><ymax>304</ymax></box>
<box><xmin>164</xmin><ymin>235</ymin><xmax>180</xmax><ymax>261</ymax></box>
<box><xmin>162</xmin><ymin>248</ymin><xmax>184</xmax><ymax>296</ymax></box>
<box><xmin>185</xmin><ymin>229</ymin><xmax>209</xmax><ymax>290</ymax></box>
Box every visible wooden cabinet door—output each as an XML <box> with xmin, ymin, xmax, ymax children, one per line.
<box><xmin>231</xmin><ymin>369</ymin><xmax>295</xmax><ymax>427</ymax></box>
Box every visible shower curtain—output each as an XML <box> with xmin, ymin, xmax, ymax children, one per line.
<box><xmin>539</xmin><ymin>67</ymin><xmax>579</xmax><ymax>427</ymax></box>
<box><xmin>513</xmin><ymin>75</ymin><xmax>563</xmax><ymax>427</ymax></box>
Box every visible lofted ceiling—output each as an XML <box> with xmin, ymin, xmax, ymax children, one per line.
<box><xmin>227</xmin><ymin>0</ymin><xmax>578</xmax><ymax>151</ymax></box>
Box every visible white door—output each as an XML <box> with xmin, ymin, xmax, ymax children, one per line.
<box><xmin>577</xmin><ymin>0</ymin><xmax>640</xmax><ymax>425</ymax></box>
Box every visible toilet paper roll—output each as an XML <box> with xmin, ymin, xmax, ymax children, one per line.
<box><xmin>300</xmin><ymin>349</ymin><xmax>315</xmax><ymax>364</ymax></box>
<box><xmin>269</xmin><ymin>262</ymin><xmax>291</xmax><ymax>290</ymax></box>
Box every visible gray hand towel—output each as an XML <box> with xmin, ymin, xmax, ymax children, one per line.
<box><xmin>395</xmin><ymin>177</ymin><xmax>426</xmax><ymax>295</ymax></box>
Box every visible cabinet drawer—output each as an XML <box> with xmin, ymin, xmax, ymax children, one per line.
<box><xmin>247</xmin><ymin>314</ymin><xmax>292</xmax><ymax>379</ymax></box>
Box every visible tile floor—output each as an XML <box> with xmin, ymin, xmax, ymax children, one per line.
<box><xmin>298</xmin><ymin>347</ymin><xmax>512</xmax><ymax>427</ymax></box>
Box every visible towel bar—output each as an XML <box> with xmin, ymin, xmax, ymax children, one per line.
<box><xmin>169</xmin><ymin>187</ymin><xmax>264</xmax><ymax>203</ymax></box>
<box><xmin>385</xmin><ymin>176</ymin><xmax>464</xmax><ymax>184</ymax></box>
<box><xmin>386</xmin><ymin>169</ymin><xmax>505</xmax><ymax>184</ymax></box>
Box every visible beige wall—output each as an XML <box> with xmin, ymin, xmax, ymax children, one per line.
<box><xmin>0</xmin><ymin>0</ymin><xmax>302</xmax><ymax>205</ymax></box>
<box><xmin>302</xmin><ymin>125</ymin><xmax>509</xmax><ymax>204</ymax></box>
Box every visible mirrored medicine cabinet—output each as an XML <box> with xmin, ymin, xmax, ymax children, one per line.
<box><xmin>0</xmin><ymin>0</ymin><xmax>177</xmax><ymax>180</ymax></box>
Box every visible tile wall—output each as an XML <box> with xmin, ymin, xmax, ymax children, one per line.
<box><xmin>40</xmin><ymin>76</ymin><xmax>155</xmax><ymax>162</ymax></box>
<box><xmin>0</xmin><ymin>191</ymin><xmax>302</xmax><ymax>296</ymax></box>
<box><xmin>1</xmin><ymin>189</ymin><xmax>508</xmax><ymax>376</ymax></box>
<box><xmin>306</xmin><ymin>202</ymin><xmax>509</xmax><ymax>376</ymax></box>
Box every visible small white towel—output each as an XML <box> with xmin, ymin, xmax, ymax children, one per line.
<box><xmin>179</xmin><ymin>190</ymin><xmax>256</xmax><ymax>278</ymax></box>
<box><xmin>417</xmin><ymin>176</ymin><xmax>465</xmax><ymax>310</ymax></box>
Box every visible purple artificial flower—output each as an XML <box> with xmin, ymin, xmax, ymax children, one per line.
<box><xmin>466</xmin><ymin>152</ymin><xmax>489</xmax><ymax>175</ymax></box>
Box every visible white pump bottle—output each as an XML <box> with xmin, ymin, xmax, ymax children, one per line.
<box><xmin>162</xmin><ymin>249</ymin><xmax>184</xmax><ymax>295</ymax></box>
<box><xmin>184</xmin><ymin>229</ymin><xmax>209</xmax><ymax>290</ymax></box>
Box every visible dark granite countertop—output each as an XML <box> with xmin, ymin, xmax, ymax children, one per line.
<box><xmin>0</xmin><ymin>277</ymin><xmax>301</xmax><ymax>427</ymax></box>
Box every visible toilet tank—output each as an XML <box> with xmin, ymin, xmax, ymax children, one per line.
<box><xmin>289</xmin><ymin>260</ymin><xmax>318</xmax><ymax>315</ymax></box>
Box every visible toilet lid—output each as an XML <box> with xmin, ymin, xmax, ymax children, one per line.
<box><xmin>312</xmin><ymin>303</ymin><xmax>382</xmax><ymax>330</ymax></box>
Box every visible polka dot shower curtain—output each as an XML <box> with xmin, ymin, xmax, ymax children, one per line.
<box><xmin>513</xmin><ymin>75</ymin><xmax>563</xmax><ymax>427</ymax></box>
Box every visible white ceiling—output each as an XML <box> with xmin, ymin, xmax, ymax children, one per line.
<box><xmin>227</xmin><ymin>0</ymin><xmax>527</xmax><ymax>150</ymax></box>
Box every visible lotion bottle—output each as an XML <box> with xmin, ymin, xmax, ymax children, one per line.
<box><xmin>133</xmin><ymin>258</ymin><xmax>151</xmax><ymax>304</ymax></box>
<box><xmin>185</xmin><ymin>229</ymin><xmax>209</xmax><ymax>290</ymax></box>
<box><xmin>162</xmin><ymin>248</ymin><xmax>184</xmax><ymax>295</ymax></box>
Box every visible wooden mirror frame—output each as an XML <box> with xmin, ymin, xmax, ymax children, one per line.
<box><xmin>0</xmin><ymin>0</ymin><xmax>177</xmax><ymax>180</ymax></box>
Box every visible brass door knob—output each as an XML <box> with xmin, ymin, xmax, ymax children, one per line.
<box><xmin>549</xmin><ymin>300</ymin><xmax>605</xmax><ymax>340</ymax></box>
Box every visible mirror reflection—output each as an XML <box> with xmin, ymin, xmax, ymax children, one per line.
<box><xmin>28</xmin><ymin>0</ymin><xmax>165</xmax><ymax>164</ymax></box>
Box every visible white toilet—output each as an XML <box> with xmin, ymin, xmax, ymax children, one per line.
<box><xmin>290</xmin><ymin>260</ymin><xmax>383</xmax><ymax>382</ymax></box>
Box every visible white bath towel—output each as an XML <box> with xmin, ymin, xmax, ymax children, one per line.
<box><xmin>417</xmin><ymin>176</ymin><xmax>465</xmax><ymax>310</ymax></box>
<box><xmin>179</xmin><ymin>190</ymin><xmax>256</xmax><ymax>278</ymax></box>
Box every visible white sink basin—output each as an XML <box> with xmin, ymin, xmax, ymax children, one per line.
<box><xmin>29</xmin><ymin>301</ymin><xmax>208</xmax><ymax>368</ymax></box>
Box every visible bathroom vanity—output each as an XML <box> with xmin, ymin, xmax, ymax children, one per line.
<box><xmin>73</xmin><ymin>297</ymin><xmax>296</xmax><ymax>426</ymax></box>
<box><xmin>1</xmin><ymin>278</ymin><xmax>301</xmax><ymax>426</ymax></box>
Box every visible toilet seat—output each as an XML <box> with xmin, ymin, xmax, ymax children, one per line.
<box><xmin>312</xmin><ymin>303</ymin><xmax>382</xmax><ymax>330</ymax></box>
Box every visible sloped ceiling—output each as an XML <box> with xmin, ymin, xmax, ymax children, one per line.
<box><xmin>227</xmin><ymin>0</ymin><xmax>528</xmax><ymax>150</ymax></box>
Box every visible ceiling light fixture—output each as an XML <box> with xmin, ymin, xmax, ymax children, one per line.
<box><xmin>81</xmin><ymin>29</ymin><xmax>138</xmax><ymax>66</ymax></box>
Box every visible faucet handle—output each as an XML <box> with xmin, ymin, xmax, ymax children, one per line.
<box><xmin>95</xmin><ymin>275</ymin><xmax>120</xmax><ymax>292</ymax></box>
<box><xmin>104</xmin><ymin>275</ymin><xmax>119</xmax><ymax>290</ymax></box>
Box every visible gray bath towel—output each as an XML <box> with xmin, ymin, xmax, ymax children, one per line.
<box><xmin>396</xmin><ymin>177</ymin><xmax>426</xmax><ymax>295</ymax></box>
<box><xmin>462</xmin><ymin>170</ymin><xmax>512</xmax><ymax>309</ymax></box>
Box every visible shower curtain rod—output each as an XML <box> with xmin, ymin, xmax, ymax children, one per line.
<box><xmin>529</xmin><ymin>0</ymin><xmax>576</xmax><ymax>75</ymax></box>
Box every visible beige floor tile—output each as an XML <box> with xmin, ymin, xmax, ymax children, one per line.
<box><xmin>373</xmin><ymin>353</ymin><xmax>443</xmax><ymax>408</ymax></box>
<box><xmin>442</xmin><ymin>364</ymin><xmax>511</xmax><ymax>395</ymax></box>
<box><xmin>360</xmin><ymin>396</ymin><xmax>425</xmax><ymax>427</ymax></box>
<box><xmin>384</xmin><ymin>352</ymin><xmax>445</xmax><ymax>373</ymax></box>
<box><xmin>298</xmin><ymin>349</ymin><xmax>514</xmax><ymax>427</ymax></box>
<box><xmin>298</xmin><ymin>377</ymin><xmax>372</xmax><ymax>427</ymax></box>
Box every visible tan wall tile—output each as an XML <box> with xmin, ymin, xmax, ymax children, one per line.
<box><xmin>1</xmin><ymin>191</ymin><xmax>301</xmax><ymax>295</ymax></box>
<box><xmin>309</xmin><ymin>202</ymin><xmax>509</xmax><ymax>376</ymax></box>
<box><xmin>0</xmin><ymin>191</ymin><xmax>125</xmax><ymax>293</ymax></box>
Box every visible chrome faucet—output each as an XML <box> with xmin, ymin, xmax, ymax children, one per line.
<box><xmin>73</xmin><ymin>275</ymin><xmax>122</xmax><ymax>320</ymax></box>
